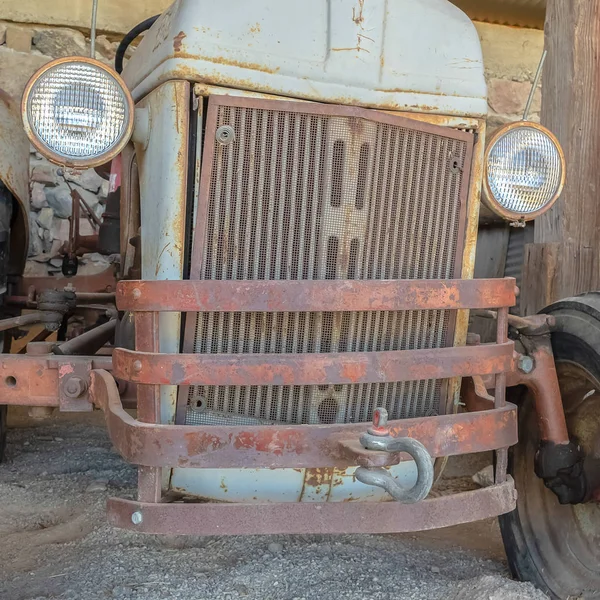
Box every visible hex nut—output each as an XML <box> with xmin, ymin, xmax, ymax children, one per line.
<box><xmin>131</xmin><ymin>511</ymin><xmax>143</xmax><ymax>525</ymax></box>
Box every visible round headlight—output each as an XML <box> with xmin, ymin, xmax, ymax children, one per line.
<box><xmin>483</xmin><ymin>122</ymin><xmax>565</xmax><ymax>222</ymax></box>
<box><xmin>22</xmin><ymin>57</ymin><xmax>134</xmax><ymax>168</ymax></box>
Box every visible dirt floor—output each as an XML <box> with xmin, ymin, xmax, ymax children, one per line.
<box><xmin>0</xmin><ymin>410</ymin><xmax>549</xmax><ymax>600</ymax></box>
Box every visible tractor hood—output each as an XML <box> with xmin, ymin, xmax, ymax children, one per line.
<box><xmin>123</xmin><ymin>0</ymin><xmax>487</xmax><ymax>118</ymax></box>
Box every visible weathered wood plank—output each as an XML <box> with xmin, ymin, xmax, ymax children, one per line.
<box><xmin>528</xmin><ymin>0</ymin><xmax>600</xmax><ymax>309</ymax></box>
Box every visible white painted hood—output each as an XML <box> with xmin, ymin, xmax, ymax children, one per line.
<box><xmin>124</xmin><ymin>0</ymin><xmax>487</xmax><ymax>118</ymax></box>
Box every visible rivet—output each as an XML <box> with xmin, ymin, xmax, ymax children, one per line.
<box><xmin>133</xmin><ymin>360</ymin><xmax>143</xmax><ymax>373</ymax></box>
<box><xmin>132</xmin><ymin>288</ymin><xmax>141</xmax><ymax>300</ymax></box>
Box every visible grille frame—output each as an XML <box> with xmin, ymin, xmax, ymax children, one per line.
<box><xmin>178</xmin><ymin>95</ymin><xmax>475</xmax><ymax>426</ymax></box>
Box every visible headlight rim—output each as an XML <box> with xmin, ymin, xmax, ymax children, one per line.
<box><xmin>21</xmin><ymin>56</ymin><xmax>135</xmax><ymax>169</ymax></box>
<box><xmin>482</xmin><ymin>121</ymin><xmax>566</xmax><ymax>222</ymax></box>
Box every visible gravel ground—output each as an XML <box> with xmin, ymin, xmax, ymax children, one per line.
<box><xmin>0</xmin><ymin>412</ymin><xmax>548</xmax><ymax>600</ymax></box>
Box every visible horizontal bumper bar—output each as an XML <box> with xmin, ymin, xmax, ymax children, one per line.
<box><xmin>107</xmin><ymin>478</ymin><xmax>517</xmax><ymax>535</ymax></box>
<box><xmin>116</xmin><ymin>278</ymin><xmax>517</xmax><ymax>312</ymax></box>
<box><xmin>91</xmin><ymin>370</ymin><xmax>518</xmax><ymax>469</ymax></box>
<box><xmin>113</xmin><ymin>342</ymin><xmax>514</xmax><ymax>387</ymax></box>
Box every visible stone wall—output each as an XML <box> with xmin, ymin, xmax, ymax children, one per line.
<box><xmin>476</xmin><ymin>22</ymin><xmax>544</xmax><ymax>132</ymax></box>
<box><xmin>0</xmin><ymin>5</ymin><xmax>544</xmax><ymax>275</ymax></box>
<box><xmin>0</xmin><ymin>21</ymin><xmax>126</xmax><ymax>276</ymax></box>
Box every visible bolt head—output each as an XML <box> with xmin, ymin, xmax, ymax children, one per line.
<box><xmin>518</xmin><ymin>355</ymin><xmax>534</xmax><ymax>374</ymax></box>
<box><xmin>132</xmin><ymin>360</ymin><xmax>143</xmax><ymax>373</ymax></box>
<box><xmin>373</xmin><ymin>407</ymin><xmax>388</xmax><ymax>428</ymax></box>
<box><xmin>64</xmin><ymin>376</ymin><xmax>87</xmax><ymax>398</ymax></box>
<box><xmin>131</xmin><ymin>511</ymin><xmax>143</xmax><ymax>525</ymax></box>
<box><xmin>368</xmin><ymin>407</ymin><xmax>390</xmax><ymax>436</ymax></box>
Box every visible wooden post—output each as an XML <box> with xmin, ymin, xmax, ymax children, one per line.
<box><xmin>522</xmin><ymin>0</ymin><xmax>600</xmax><ymax>315</ymax></box>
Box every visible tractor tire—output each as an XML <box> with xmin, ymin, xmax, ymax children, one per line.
<box><xmin>500</xmin><ymin>293</ymin><xmax>600</xmax><ymax>599</ymax></box>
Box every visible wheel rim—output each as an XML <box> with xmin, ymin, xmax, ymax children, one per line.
<box><xmin>513</xmin><ymin>360</ymin><xmax>600</xmax><ymax>598</ymax></box>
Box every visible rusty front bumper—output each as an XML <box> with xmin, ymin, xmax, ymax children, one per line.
<box><xmin>86</xmin><ymin>277</ymin><xmax>519</xmax><ymax>534</ymax></box>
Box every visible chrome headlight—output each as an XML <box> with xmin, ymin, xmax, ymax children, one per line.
<box><xmin>483</xmin><ymin>122</ymin><xmax>565</xmax><ymax>221</ymax></box>
<box><xmin>22</xmin><ymin>57</ymin><xmax>134</xmax><ymax>168</ymax></box>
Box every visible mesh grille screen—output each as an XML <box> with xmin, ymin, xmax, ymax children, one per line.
<box><xmin>186</xmin><ymin>100</ymin><xmax>471</xmax><ymax>425</ymax></box>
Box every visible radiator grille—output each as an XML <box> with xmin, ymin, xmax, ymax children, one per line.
<box><xmin>185</xmin><ymin>97</ymin><xmax>472</xmax><ymax>425</ymax></box>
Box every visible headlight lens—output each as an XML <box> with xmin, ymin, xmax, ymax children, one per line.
<box><xmin>22</xmin><ymin>58</ymin><xmax>133</xmax><ymax>168</ymax></box>
<box><xmin>484</xmin><ymin>123</ymin><xmax>565</xmax><ymax>221</ymax></box>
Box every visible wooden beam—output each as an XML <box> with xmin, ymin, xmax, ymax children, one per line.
<box><xmin>526</xmin><ymin>0</ymin><xmax>600</xmax><ymax>313</ymax></box>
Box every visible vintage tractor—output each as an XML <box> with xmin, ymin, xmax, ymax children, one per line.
<box><xmin>0</xmin><ymin>1</ymin><xmax>597</xmax><ymax>598</ymax></box>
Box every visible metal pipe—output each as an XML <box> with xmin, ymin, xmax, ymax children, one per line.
<box><xmin>0</xmin><ymin>312</ymin><xmax>45</xmax><ymax>332</ymax></box>
<box><xmin>53</xmin><ymin>319</ymin><xmax>116</xmax><ymax>356</ymax></box>
<box><xmin>494</xmin><ymin>307</ymin><xmax>509</xmax><ymax>483</ymax></box>
<box><xmin>90</xmin><ymin>0</ymin><xmax>99</xmax><ymax>57</ymax></box>
<box><xmin>523</xmin><ymin>50</ymin><xmax>547</xmax><ymax>121</ymax></box>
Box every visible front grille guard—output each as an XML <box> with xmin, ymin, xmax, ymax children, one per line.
<box><xmin>92</xmin><ymin>277</ymin><xmax>519</xmax><ymax>535</ymax></box>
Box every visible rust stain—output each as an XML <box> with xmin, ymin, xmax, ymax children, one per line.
<box><xmin>249</xmin><ymin>22</ymin><xmax>261</xmax><ymax>34</ymax></box>
<box><xmin>155</xmin><ymin>243</ymin><xmax>171</xmax><ymax>277</ymax></box>
<box><xmin>171</xmin><ymin>53</ymin><xmax>280</xmax><ymax>74</ymax></box>
<box><xmin>173</xmin><ymin>30</ymin><xmax>187</xmax><ymax>53</ymax></box>
<box><xmin>352</xmin><ymin>0</ymin><xmax>365</xmax><ymax>26</ymax></box>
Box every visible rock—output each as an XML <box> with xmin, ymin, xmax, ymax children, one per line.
<box><xmin>268</xmin><ymin>542</ymin><xmax>283</xmax><ymax>555</ymax></box>
<box><xmin>79</xmin><ymin>218</ymin><xmax>96</xmax><ymax>237</ymax></box>
<box><xmin>65</xmin><ymin>169</ymin><xmax>105</xmax><ymax>194</ymax></box>
<box><xmin>430</xmin><ymin>566</ymin><xmax>441</xmax><ymax>574</ymax></box>
<box><xmin>28</xmin><ymin>219</ymin><xmax>43</xmax><ymax>256</ymax></box>
<box><xmin>45</xmin><ymin>186</ymin><xmax>72</xmax><ymax>219</ymax></box>
<box><xmin>30</xmin><ymin>254</ymin><xmax>51</xmax><ymax>263</ymax></box>
<box><xmin>32</xmin><ymin>28</ymin><xmax>87</xmax><ymax>58</ymax></box>
<box><xmin>49</xmin><ymin>257</ymin><xmax>63</xmax><ymax>268</ymax></box>
<box><xmin>23</xmin><ymin>259</ymin><xmax>48</xmax><ymax>276</ymax></box>
<box><xmin>100</xmin><ymin>180</ymin><xmax>110</xmax><ymax>199</ymax></box>
<box><xmin>36</xmin><ymin>207</ymin><xmax>54</xmax><ymax>230</ymax></box>
<box><xmin>472</xmin><ymin>465</ymin><xmax>495</xmax><ymax>488</ymax></box>
<box><xmin>51</xmin><ymin>216</ymin><xmax>70</xmax><ymax>241</ymax></box>
<box><xmin>95</xmin><ymin>35</ymin><xmax>118</xmax><ymax>61</ymax></box>
<box><xmin>30</xmin><ymin>182</ymin><xmax>48</xmax><ymax>210</ymax></box>
<box><xmin>85</xmin><ymin>480</ymin><xmax>107</xmax><ymax>493</ymax></box>
<box><xmin>488</xmin><ymin>78</ymin><xmax>541</xmax><ymax>117</ymax></box>
<box><xmin>31</xmin><ymin>165</ymin><xmax>58</xmax><ymax>186</ymax></box>
<box><xmin>0</xmin><ymin>47</ymin><xmax>51</xmax><ymax>102</ymax></box>
<box><xmin>486</xmin><ymin>113</ymin><xmax>513</xmax><ymax>136</ymax></box>
<box><xmin>42</xmin><ymin>228</ymin><xmax>53</xmax><ymax>252</ymax></box>
<box><xmin>6</xmin><ymin>26</ymin><xmax>32</xmax><ymax>52</ymax></box>
<box><xmin>0</xmin><ymin>23</ymin><xmax>7</xmax><ymax>45</ymax></box>
<box><xmin>74</xmin><ymin>184</ymin><xmax>101</xmax><ymax>211</ymax></box>
<box><xmin>54</xmin><ymin>437</ymin><xmax>64</xmax><ymax>442</ymax></box>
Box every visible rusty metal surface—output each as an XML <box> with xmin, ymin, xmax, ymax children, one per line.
<box><xmin>0</xmin><ymin>353</ymin><xmax>109</xmax><ymax>407</ymax></box>
<box><xmin>510</xmin><ymin>336</ymin><xmax>570</xmax><ymax>445</ymax></box>
<box><xmin>106</xmin><ymin>478</ymin><xmax>516</xmax><ymax>535</ymax></box>
<box><xmin>58</xmin><ymin>359</ymin><xmax>92</xmax><ymax>412</ymax></box>
<box><xmin>91</xmin><ymin>369</ymin><xmax>518</xmax><ymax>469</ymax></box>
<box><xmin>113</xmin><ymin>342</ymin><xmax>514</xmax><ymax>387</ymax></box>
<box><xmin>123</xmin><ymin>1</ymin><xmax>488</xmax><ymax>117</ymax></box>
<box><xmin>117</xmin><ymin>278</ymin><xmax>517</xmax><ymax>313</ymax></box>
<box><xmin>0</xmin><ymin>90</ymin><xmax>30</xmax><ymax>275</ymax></box>
<box><xmin>10</xmin><ymin>267</ymin><xmax>117</xmax><ymax>296</ymax></box>
<box><xmin>134</xmin><ymin>79</ymin><xmax>190</xmax><ymax>428</ymax></box>
<box><xmin>134</xmin><ymin>312</ymin><xmax>162</xmax><ymax>503</ymax></box>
